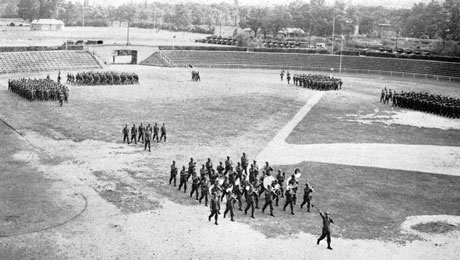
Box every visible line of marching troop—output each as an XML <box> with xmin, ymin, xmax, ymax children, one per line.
<box><xmin>169</xmin><ymin>154</ymin><xmax>315</xmax><ymax>224</ymax></box>
<box><xmin>8</xmin><ymin>77</ymin><xmax>69</xmax><ymax>103</ymax></box>
<box><xmin>67</xmin><ymin>71</ymin><xmax>139</xmax><ymax>85</ymax></box>
<box><xmin>293</xmin><ymin>74</ymin><xmax>343</xmax><ymax>91</ymax></box>
<box><xmin>380</xmin><ymin>87</ymin><xmax>460</xmax><ymax>118</ymax></box>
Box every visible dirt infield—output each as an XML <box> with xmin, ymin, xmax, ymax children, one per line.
<box><xmin>0</xmin><ymin>67</ymin><xmax>459</xmax><ymax>259</ymax></box>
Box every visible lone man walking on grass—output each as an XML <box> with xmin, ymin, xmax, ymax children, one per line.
<box><xmin>317</xmin><ymin>209</ymin><xmax>334</xmax><ymax>250</ymax></box>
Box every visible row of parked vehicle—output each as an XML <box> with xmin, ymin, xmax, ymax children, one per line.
<box><xmin>195</xmin><ymin>36</ymin><xmax>303</xmax><ymax>48</ymax></box>
<box><xmin>376</xmin><ymin>46</ymin><xmax>431</xmax><ymax>55</ymax></box>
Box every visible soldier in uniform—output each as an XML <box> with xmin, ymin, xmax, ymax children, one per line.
<box><xmin>188</xmin><ymin>158</ymin><xmax>196</xmax><ymax>181</ymax></box>
<box><xmin>138</xmin><ymin>123</ymin><xmax>145</xmax><ymax>143</ymax></box>
<box><xmin>276</xmin><ymin>170</ymin><xmax>285</xmax><ymax>198</ymax></box>
<box><xmin>208</xmin><ymin>184</ymin><xmax>220</xmax><ymax>225</ymax></box>
<box><xmin>169</xmin><ymin>161</ymin><xmax>178</xmax><ymax>186</ymax></box>
<box><xmin>280</xmin><ymin>70</ymin><xmax>284</xmax><ymax>81</ymax></box>
<box><xmin>199</xmin><ymin>175</ymin><xmax>209</xmax><ymax>206</ymax></box>
<box><xmin>178</xmin><ymin>166</ymin><xmax>188</xmax><ymax>193</ymax></box>
<box><xmin>317</xmin><ymin>210</ymin><xmax>334</xmax><ymax>250</ymax></box>
<box><xmin>261</xmin><ymin>185</ymin><xmax>275</xmax><ymax>217</ymax></box>
<box><xmin>283</xmin><ymin>184</ymin><xmax>295</xmax><ymax>215</ymax></box>
<box><xmin>205</xmin><ymin>158</ymin><xmax>213</xmax><ymax>174</ymax></box>
<box><xmin>244</xmin><ymin>183</ymin><xmax>257</xmax><ymax>218</ymax></box>
<box><xmin>160</xmin><ymin>123</ymin><xmax>166</xmax><ymax>142</ymax></box>
<box><xmin>122</xmin><ymin>124</ymin><xmax>130</xmax><ymax>144</ymax></box>
<box><xmin>153</xmin><ymin>123</ymin><xmax>160</xmax><ymax>143</ymax></box>
<box><xmin>144</xmin><ymin>126</ymin><xmax>151</xmax><ymax>151</ymax></box>
<box><xmin>241</xmin><ymin>152</ymin><xmax>248</xmax><ymax>175</ymax></box>
<box><xmin>190</xmin><ymin>173</ymin><xmax>201</xmax><ymax>200</ymax></box>
<box><xmin>287</xmin><ymin>71</ymin><xmax>291</xmax><ymax>84</ymax></box>
<box><xmin>217</xmin><ymin>161</ymin><xmax>225</xmax><ymax>175</ymax></box>
<box><xmin>300</xmin><ymin>182</ymin><xmax>314</xmax><ymax>212</ymax></box>
<box><xmin>224</xmin><ymin>156</ymin><xmax>233</xmax><ymax>175</ymax></box>
<box><xmin>130</xmin><ymin>124</ymin><xmax>137</xmax><ymax>144</ymax></box>
<box><xmin>223</xmin><ymin>189</ymin><xmax>236</xmax><ymax>222</ymax></box>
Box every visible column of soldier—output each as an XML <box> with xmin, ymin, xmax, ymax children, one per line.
<box><xmin>380</xmin><ymin>87</ymin><xmax>460</xmax><ymax>118</ymax></box>
<box><xmin>292</xmin><ymin>74</ymin><xmax>343</xmax><ymax>91</ymax></box>
<box><xmin>67</xmin><ymin>71</ymin><xmax>139</xmax><ymax>85</ymax></box>
<box><xmin>8</xmin><ymin>77</ymin><xmax>69</xmax><ymax>104</ymax></box>
<box><xmin>122</xmin><ymin>123</ymin><xmax>167</xmax><ymax>151</ymax></box>
<box><xmin>168</xmin><ymin>154</ymin><xmax>317</xmax><ymax>224</ymax></box>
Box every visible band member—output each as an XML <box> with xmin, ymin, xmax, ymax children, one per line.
<box><xmin>300</xmin><ymin>182</ymin><xmax>314</xmax><ymax>212</ymax></box>
<box><xmin>283</xmin><ymin>184</ymin><xmax>295</xmax><ymax>215</ymax></box>
<box><xmin>190</xmin><ymin>173</ymin><xmax>201</xmax><ymax>200</ymax></box>
<box><xmin>130</xmin><ymin>124</ymin><xmax>137</xmax><ymax>144</ymax></box>
<box><xmin>122</xmin><ymin>124</ymin><xmax>130</xmax><ymax>144</ymax></box>
<box><xmin>188</xmin><ymin>158</ymin><xmax>196</xmax><ymax>181</ymax></box>
<box><xmin>199</xmin><ymin>175</ymin><xmax>209</xmax><ymax>206</ymax></box>
<box><xmin>209</xmin><ymin>189</ymin><xmax>220</xmax><ymax>225</ymax></box>
<box><xmin>169</xmin><ymin>161</ymin><xmax>178</xmax><ymax>187</ymax></box>
<box><xmin>223</xmin><ymin>190</ymin><xmax>236</xmax><ymax>222</ymax></box>
<box><xmin>261</xmin><ymin>185</ymin><xmax>275</xmax><ymax>217</ymax></box>
<box><xmin>224</xmin><ymin>156</ymin><xmax>233</xmax><ymax>175</ymax></box>
<box><xmin>244</xmin><ymin>184</ymin><xmax>257</xmax><ymax>218</ymax></box>
<box><xmin>241</xmin><ymin>152</ymin><xmax>248</xmax><ymax>175</ymax></box>
<box><xmin>178</xmin><ymin>166</ymin><xmax>187</xmax><ymax>193</ymax></box>
<box><xmin>276</xmin><ymin>170</ymin><xmax>285</xmax><ymax>198</ymax></box>
<box><xmin>205</xmin><ymin>158</ymin><xmax>213</xmax><ymax>173</ymax></box>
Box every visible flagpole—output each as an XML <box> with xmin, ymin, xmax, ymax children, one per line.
<box><xmin>339</xmin><ymin>33</ymin><xmax>344</xmax><ymax>74</ymax></box>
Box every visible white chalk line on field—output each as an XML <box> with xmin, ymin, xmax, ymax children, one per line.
<box><xmin>256</xmin><ymin>92</ymin><xmax>460</xmax><ymax>177</ymax></box>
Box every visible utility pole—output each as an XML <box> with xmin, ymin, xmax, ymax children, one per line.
<box><xmin>127</xmin><ymin>21</ymin><xmax>130</xmax><ymax>45</ymax></box>
<box><xmin>331</xmin><ymin>11</ymin><xmax>335</xmax><ymax>55</ymax></box>
<box><xmin>339</xmin><ymin>33</ymin><xmax>344</xmax><ymax>74</ymax></box>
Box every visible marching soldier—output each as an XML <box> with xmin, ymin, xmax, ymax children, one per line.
<box><xmin>138</xmin><ymin>123</ymin><xmax>145</xmax><ymax>143</ymax></box>
<box><xmin>178</xmin><ymin>166</ymin><xmax>188</xmax><ymax>193</ymax></box>
<box><xmin>280</xmin><ymin>70</ymin><xmax>284</xmax><ymax>81</ymax></box>
<box><xmin>190</xmin><ymin>173</ymin><xmax>201</xmax><ymax>200</ymax></box>
<box><xmin>244</xmin><ymin>184</ymin><xmax>257</xmax><ymax>218</ymax></box>
<box><xmin>223</xmin><ymin>189</ymin><xmax>236</xmax><ymax>222</ymax></box>
<box><xmin>261</xmin><ymin>185</ymin><xmax>275</xmax><ymax>217</ymax></box>
<box><xmin>169</xmin><ymin>161</ymin><xmax>178</xmax><ymax>186</ymax></box>
<box><xmin>208</xmin><ymin>183</ymin><xmax>220</xmax><ymax>225</ymax></box>
<box><xmin>130</xmin><ymin>124</ymin><xmax>137</xmax><ymax>144</ymax></box>
<box><xmin>300</xmin><ymin>182</ymin><xmax>314</xmax><ymax>212</ymax></box>
<box><xmin>122</xmin><ymin>124</ymin><xmax>130</xmax><ymax>144</ymax></box>
<box><xmin>276</xmin><ymin>170</ymin><xmax>285</xmax><ymax>198</ymax></box>
<box><xmin>224</xmin><ymin>156</ymin><xmax>233</xmax><ymax>175</ymax></box>
<box><xmin>188</xmin><ymin>158</ymin><xmax>196</xmax><ymax>181</ymax></box>
<box><xmin>160</xmin><ymin>123</ymin><xmax>167</xmax><ymax>142</ymax></box>
<box><xmin>283</xmin><ymin>184</ymin><xmax>295</xmax><ymax>215</ymax></box>
<box><xmin>317</xmin><ymin>209</ymin><xmax>334</xmax><ymax>250</ymax></box>
<box><xmin>287</xmin><ymin>71</ymin><xmax>291</xmax><ymax>84</ymax></box>
<box><xmin>153</xmin><ymin>123</ymin><xmax>159</xmax><ymax>143</ymax></box>
<box><xmin>144</xmin><ymin>126</ymin><xmax>151</xmax><ymax>151</ymax></box>
<box><xmin>241</xmin><ymin>152</ymin><xmax>248</xmax><ymax>175</ymax></box>
<box><xmin>199</xmin><ymin>175</ymin><xmax>209</xmax><ymax>206</ymax></box>
<box><xmin>217</xmin><ymin>162</ymin><xmax>225</xmax><ymax>175</ymax></box>
<box><xmin>205</xmin><ymin>158</ymin><xmax>213</xmax><ymax>174</ymax></box>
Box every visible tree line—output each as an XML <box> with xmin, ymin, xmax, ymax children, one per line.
<box><xmin>0</xmin><ymin>0</ymin><xmax>459</xmax><ymax>41</ymax></box>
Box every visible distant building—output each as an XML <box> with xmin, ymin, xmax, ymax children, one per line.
<box><xmin>30</xmin><ymin>19</ymin><xmax>64</xmax><ymax>31</ymax></box>
<box><xmin>376</xmin><ymin>23</ymin><xmax>396</xmax><ymax>38</ymax></box>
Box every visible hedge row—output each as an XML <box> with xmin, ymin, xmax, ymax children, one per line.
<box><xmin>158</xmin><ymin>45</ymin><xmax>328</xmax><ymax>54</ymax></box>
<box><xmin>0</xmin><ymin>45</ymin><xmax>84</xmax><ymax>52</ymax></box>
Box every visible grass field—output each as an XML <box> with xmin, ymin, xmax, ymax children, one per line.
<box><xmin>0</xmin><ymin>66</ymin><xmax>459</xmax><ymax>259</ymax></box>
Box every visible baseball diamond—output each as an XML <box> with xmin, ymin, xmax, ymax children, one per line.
<box><xmin>0</xmin><ymin>9</ymin><xmax>460</xmax><ymax>260</ymax></box>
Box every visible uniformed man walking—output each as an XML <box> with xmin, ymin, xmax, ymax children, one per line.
<box><xmin>178</xmin><ymin>166</ymin><xmax>188</xmax><ymax>193</ymax></box>
<box><xmin>169</xmin><ymin>161</ymin><xmax>178</xmax><ymax>186</ymax></box>
<box><xmin>261</xmin><ymin>185</ymin><xmax>275</xmax><ymax>217</ymax></box>
<box><xmin>144</xmin><ymin>126</ymin><xmax>151</xmax><ymax>151</ymax></box>
<box><xmin>160</xmin><ymin>123</ymin><xmax>167</xmax><ymax>142</ymax></box>
<box><xmin>223</xmin><ymin>189</ymin><xmax>236</xmax><ymax>222</ymax></box>
<box><xmin>130</xmin><ymin>124</ymin><xmax>137</xmax><ymax>144</ymax></box>
<box><xmin>153</xmin><ymin>123</ymin><xmax>160</xmax><ymax>143</ymax></box>
<box><xmin>300</xmin><ymin>182</ymin><xmax>314</xmax><ymax>212</ymax></box>
<box><xmin>122</xmin><ymin>124</ymin><xmax>130</xmax><ymax>144</ymax></box>
<box><xmin>138</xmin><ymin>123</ymin><xmax>145</xmax><ymax>143</ymax></box>
<box><xmin>317</xmin><ymin>209</ymin><xmax>334</xmax><ymax>250</ymax></box>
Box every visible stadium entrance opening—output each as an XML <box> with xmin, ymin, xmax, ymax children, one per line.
<box><xmin>112</xmin><ymin>50</ymin><xmax>138</xmax><ymax>64</ymax></box>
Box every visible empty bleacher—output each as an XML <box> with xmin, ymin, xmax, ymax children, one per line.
<box><xmin>0</xmin><ymin>50</ymin><xmax>102</xmax><ymax>74</ymax></box>
<box><xmin>139</xmin><ymin>52</ymin><xmax>171</xmax><ymax>67</ymax></box>
<box><xmin>154</xmin><ymin>50</ymin><xmax>460</xmax><ymax>79</ymax></box>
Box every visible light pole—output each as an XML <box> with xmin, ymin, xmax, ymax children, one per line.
<box><xmin>127</xmin><ymin>21</ymin><xmax>131</xmax><ymax>45</ymax></box>
<box><xmin>331</xmin><ymin>10</ymin><xmax>336</xmax><ymax>54</ymax></box>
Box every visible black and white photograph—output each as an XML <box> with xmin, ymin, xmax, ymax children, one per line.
<box><xmin>0</xmin><ymin>0</ymin><xmax>459</xmax><ymax>259</ymax></box>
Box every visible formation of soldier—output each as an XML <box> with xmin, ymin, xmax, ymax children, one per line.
<box><xmin>380</xmin><ymin>88</ymin><xmax>460</xmax><ymax>118</ymax></box>
<box><xmin>168</xmin><ymin>154</ymin><xmax>333</xmax><ymax>250</ymax></box>
<box><xmin>292</xmin><ymin>74</ymin><xmax>343</xmax><ymax>91</ymax></box>
<box><xmin>8</xmin><ymin>77</ymin><xmax>69</xmax><ymax>105</ymax></box>
<box><xmin>67</xmin><ymin>71</ymin><xmax>139</xmax><ymax>85</ymax></box>
<box><xmin>122</xmin><ymin>123</ymin><xmax>167</xmax><ymax>151</ymax></box>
